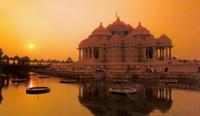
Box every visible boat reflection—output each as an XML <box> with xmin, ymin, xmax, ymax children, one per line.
<box><xmin>79</xmin><ymin>80</ymin><xmax>173</xmax><ymax>116</ymax></box>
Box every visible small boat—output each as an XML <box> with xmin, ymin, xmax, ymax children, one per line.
<box><xmin>109</xmin><ymin>87</ymin><xmax>137</xmax><ymax>95</ymax></box>
<box><xmin>112</xmin><ymin>79</ymin><xmax>129</xmax><ymax>83</ymax></box>
<box><xmin>29</xmin><ymin>72</ymin><xmax>38</xmax><ymax>76</ymax></box>
<box><xmin>60</xmin><ymin>79</ymin><xmax>77</xmax><ymax>83</ymax></box>
<box><xmin>26</xmin><ymin>87</ymin><xmax>50</xmax><ymax>94</ymax></box>
<box><xmin>39</xmin><ymin>75</ymin><xmax>51</xmax><ymax>78</ymax></box>
<box><xmin>1</xmin><ymin>74</ymin><xmax>7</xmax><ymax>78</ymax></box>
<box><xmin>159</xmin><ymin>79</ymin><xmax>178</xmax><ymax>83</ymax></box>
<box><xmin>12</xmin><ymin>78</ymin><xmax>28</xmax><ymax>83</ymax></box>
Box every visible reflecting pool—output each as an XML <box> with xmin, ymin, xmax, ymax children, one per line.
<box><xmin>0</xmin><ymin>75</ymin><xmax>200</xmax><ymax>116</ymax></box>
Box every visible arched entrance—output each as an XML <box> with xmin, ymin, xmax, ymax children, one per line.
<box><xmin>94</xmin><ymin>47</ymin><xmax>99</xmax><ymax>59</ymax></box>
<box><xmin>198</xmin><ymin>67</ymin><xmax>200</xmax><ymax>73</ymax></box>
<box><xmin>164</xmin><ymin>67</ymin><xmax>168</xmax><ymax>72</ymax></box>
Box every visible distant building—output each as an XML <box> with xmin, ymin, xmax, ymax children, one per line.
<box><xmin>78</xmin><ymin>17</ymin><xmax>173</xmax><ymax>63</ymax></box>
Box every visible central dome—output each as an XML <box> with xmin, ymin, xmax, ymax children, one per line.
<box><xmin>107</xmin><ymin>17</ymin><xmax>132</xmax><ymax>32</ymax></box>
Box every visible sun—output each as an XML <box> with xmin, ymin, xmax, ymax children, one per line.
<box><xmin>28</xmin><ymin>43</ymin><xmax>35</xmax><ymax>49</ymax></box>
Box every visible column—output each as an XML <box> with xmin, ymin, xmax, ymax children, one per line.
<box><xmin>165</xmin><ymin>47</ymin><xmax>169</xmax><ymax>61</ymax></box>
<box><xmin>169</xmin><ymin>47</ymin><xmax>172</xmax><ymax>60</ymax></box>
<box><xmin>82</xmin><ymin>49</ymin><xmax>84</xmax><ymax>60</ymax></box>
<box><xmin>153</xmin><ymin>47</ymin><xmax>156</xmax><ymax>61</ymax></box>
<box><xmin>79</xmin><ymin>49</ymin><xmax>81</xmax><ymax>61</ymax></box>
<box><xmin>91</xmin><ymin>47</ymin><xmax>94</xmax><ymax>59</ymax></box>
<box><xmin>85</xmin><ymin>48</ymin><xmax>87</xmax><ymax>59</ymax></box>
<box><xmin>155</xmin><ymin>48</ymin><xmax>158</xmax><ymax>60</ymax></box>
<box><xmin>143</xmin><ymin>48</ymin><xmax>146</xmax><ymax>61</ymax></box>
<box><xmin>87</xmin><ymin>48</ymin><xmax>89</xmax><ymax>59</ymax></box>
<box><xmin>162</xmin><ymin>48</ymin><xmax>164</xmax><ymax>60</ymax></box>
<box><xmin>159</xmin><ymin>48</ymin><xmax>162</xmax><ymax>60</ymax></box>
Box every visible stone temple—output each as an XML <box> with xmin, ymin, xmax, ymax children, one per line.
<box><xmin>50</xmin><ymin>16</ymin><xmax>200</xmax><ymax>78</ymax></box>
<box><xmin>79</xmin><ymin>17</ymin><xmax>173</xmax><ymax>63</ymax></box>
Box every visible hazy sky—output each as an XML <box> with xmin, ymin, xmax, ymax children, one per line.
<box><xmin>0</xmin><ymin>0</ymin><xmax>200</xmax><ymax>60</ymax></box>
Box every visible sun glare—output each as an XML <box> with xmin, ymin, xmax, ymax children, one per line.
<box><xmin>28</xmin><ymin>43</ymin><xmax>35</xmax><ymax>49</ymax></box>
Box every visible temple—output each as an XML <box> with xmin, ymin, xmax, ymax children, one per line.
<box><xmin>78</xmin><ymin>17</ymin><xmax>173</xmax><ymax>63</ymax></box>
<box><xmin>48</xmin><ymin>16</ymin><xmax>200</xmax><ymax>78</ymax></box>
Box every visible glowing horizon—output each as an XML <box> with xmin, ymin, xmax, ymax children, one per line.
<box><xmin>0</xmin><ymin>0</ymin><xmax>200</xmax><ymax>61</ymax></box>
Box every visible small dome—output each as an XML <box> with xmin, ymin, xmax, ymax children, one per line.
<box><xmin>2</xmin><ymin>54</ymin><xmax>9</xmax><ymax>59</ymax></box>
<box><xmin>90</xmin><ymin>23</ymin><xmax>111</xmax><ymax>37</ymax></box>
<box><xmin>159</xmin><ymin>34</ymin><xmax>170</xmax><ymax>40</ymax></box>
<box><xmin>130</xmin><ymin>22</ymin><xmax>151</xmax><ymax>36</ymax></box>
<box><xmin>107</xmin><ymin>17</ymin><xmax>131</xmax><ymax>32</ymax></box>
<box><xmin>20</xmin><ymin>56</ymin><xmax>30</xmax><ymax>61</ymax></box>
<box><xmin>66</xmin><ymin>57</ymin><xmax>74</xmax><ymax>63</ymax></box>
<box><xmin>13</xmin><ymin>55</ymin><xmax>20</xmax><ymax>60</ymax></box>
<box><xmin>157</xmin><ymin>34</ymin><xmax>172</xmax><ymax>45</ymax></box>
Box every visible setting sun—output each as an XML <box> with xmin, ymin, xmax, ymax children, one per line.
<box><xmin>28</xmin><ymin>43</ymin><xmax>35</xmax><ymax>50</ymax></box>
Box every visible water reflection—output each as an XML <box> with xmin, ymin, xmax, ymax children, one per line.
<box><xmin>0</xmin><ymin>75</ymin><xmax>200</xmax><ymax>116</ymax></box>
<box><xmin>79</xmin><ymin>80</ymin><xmax>172</xmax><ymax>116</ymax></box>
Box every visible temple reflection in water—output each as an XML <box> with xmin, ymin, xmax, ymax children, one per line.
<box><xmin>79</xmin><ymin>80</ymin><xmax>172</xmax><ymax>116</ymax></box>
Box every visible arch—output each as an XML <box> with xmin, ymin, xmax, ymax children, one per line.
<box><xmin>198</xmin><ymin>67</ymin><xmax>200</xmax><ymax>73</ymax></box>
<box><xmin>94</xmin><ymin>47</ymin><xmax>99</xmax><ymax>59</ymax></box>
<box><xmin>164</xmin><ymin>67</ymin><xmax>168</xmax><ymax>72</ymax></box>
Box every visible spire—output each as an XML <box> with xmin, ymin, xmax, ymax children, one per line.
<box><xmin>139</xmin><ymin>21</ymin><xmax>141</xmax><ymax>26</ymax></box>
<box><xmin>117</xmin><ymin>16</ymin><xmax>120</xmax><ymax>21</ymax></box>
<box><xmin>100</xmin><ymin>22</ymin><xmax>103</xmax><ymax>27</ymax></box>
<box><xmin>115</xmin><ymin>12</ymin><xmax>118</xmax><ymax>19</ymax></box>
<box><xmin>115</xmin><ymin>12</ymin><xmax>120</xmax><ymax>21</ymax></box>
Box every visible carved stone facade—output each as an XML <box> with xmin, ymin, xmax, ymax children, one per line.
<box><xmin>78</xmin><ymin>17</ymin><xmax>173</xmax><ymax>63</ymax></box>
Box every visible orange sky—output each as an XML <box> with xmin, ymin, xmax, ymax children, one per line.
<box><xmin>0</xmin><ymin>0</ymin><xmax>200</xmax><ymax>61</ymax></box>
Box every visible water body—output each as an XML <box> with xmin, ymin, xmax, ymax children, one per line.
<box><xmin>0</xmin><ymin>75</ymin><xmax>200</xmax><ymax>116</ymax></box>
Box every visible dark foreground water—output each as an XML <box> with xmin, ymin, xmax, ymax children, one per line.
<box><xmin>0</xmin><ymin>75</ymin><xmax>200</xmax><ymax>116</ymax></box>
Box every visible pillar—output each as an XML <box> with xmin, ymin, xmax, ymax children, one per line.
<box><xmin>169</xmin><ymin>47</ymin><xmax>172</xmax><ymax>60</ymax></box>
<box><xmin>79</xmin><ymin>49</ymin><xmax>81</xmax><ymax>61</ymax></box>
<box><xmin>156</xmin><ymin>48</ymin><xmax>158</xmax><ymax>60</ymax></box>
<box><xmin>153</xmin><ymin>47</ymin><xmax>156</xmax><ymax>61</ymax></box>
<box><xmin>91</xmin><ymin>47</ymin><xmax>94</xmax><ymax>59</ymax></box>
<box><xmin>82</xmin><ymin>49</ymin><xmax>84</xmax><ymax>60</ymax></box>
<box><xmin>143</xmin><ymin>48</ymin><xmax>146</xmax><ymax>61</ymax></box>
<box><xmin>86</xmin><ymin>48</ymin><xmax>89</xmax><ymax>59</ymax></box>
<box><xmin>165</xmin><ymin>47</ymin><xmax>169</xmax><ymax>61</ymax></box>
<box><xmin>159</xmin><ymin>48</ymin><xmax>162</xmax><ymax>60</ymax></box>
<box><xmin>162</xmin><ymin>48</ymin><xmax>165</xmax><ymax>60</ymax></box>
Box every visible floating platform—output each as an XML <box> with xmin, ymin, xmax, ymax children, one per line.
<box><xmin>109</xmin><ymin>87</ymin><xmax>137</xmax><ymax>95</ymax></box>
<box><xmin>112</xmin><ymin>79</ymin><xmax>129</xmax><ymax>83</ymax></box>
<box><xmin>39</xmin><ymin>75</ymin><xmax>52</xmax><ymax>78</ymax></box>
<box><xmin>1</xmin><ymin>74</ymin><xmax>7</xmax><ymax>78</ymax></box>
<box><xmin>159</xmin><ymin>79</ymin><xmax>179</xmax><ymax>83</ymax></box>
<box><xmin>26</xmin><ymin>87</ymin><xmax>50</xmax><ymax>94</ymax></box>
<box><xmin>60</xmin><ymin>79</ymin><xmax>77</xmax><ymax>83</ymax></box>
<box><xmin>12</xmin><ymin>78</ymin><xmax>28</xmax><ymax>83</ymax></box>
<box><xmin>29</xmin><ymin>72</ymin><xmax>38</xmax><ymax>76</ymax></box>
